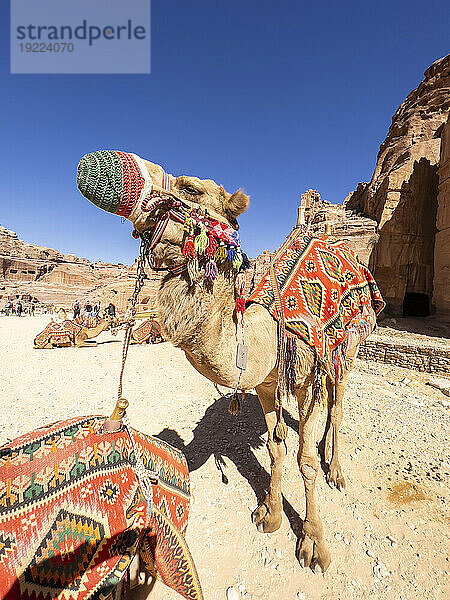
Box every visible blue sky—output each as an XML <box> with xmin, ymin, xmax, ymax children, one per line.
<box><xmin>0</xmin><ymin>1</ymin><xmax>448</xmax><ymax>263</ymax></box>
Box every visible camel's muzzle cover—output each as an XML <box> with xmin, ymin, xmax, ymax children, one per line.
<box><xmin>77</xmin><ymin>150</ymin><xmax>154</xmax><ymax>219</ymax></box>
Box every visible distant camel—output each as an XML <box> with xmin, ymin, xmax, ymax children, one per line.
<box><xmin>78</xmin><ymin>150</ymin><xmax>383</xmax><ymax>572</ymax></box>
<box><xmin>131</xmin><ymin>319</ymin><xmax>166</xmax><ymax>344</ymax></box>
<box><xmin>34</xmin><ymin>314</ymin><xmax>114</xmax><ymax>348</ymax></box>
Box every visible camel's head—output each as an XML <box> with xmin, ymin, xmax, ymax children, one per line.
<box><xmin>77</xmin><ymin>151</ymin><xmax>249</xmax><ymax>270</ymax></box>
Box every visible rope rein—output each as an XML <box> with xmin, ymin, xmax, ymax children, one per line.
<box><xmin>104</xmin><ymin>236</ymin><xmax>158</xmax><ymax>515</ymax></box>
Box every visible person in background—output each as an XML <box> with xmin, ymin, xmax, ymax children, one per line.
<box><xmin>16</xmin><ymin>301</ymin><xmax>23</xmax><ymax>317</ymax></box>
<box><xmin>73</xmin><ymin>300</ymin><xmax>81</xmax><ymax>319</ymax></box>
<box><xmin>105</xmin><ymin>302</ymin><xmax>116</xmax><ymax>318</ymax></box>
<box><xmin>84</xmin><ymin>300</ymin><xmax>93</xmax><ymax>317</ymax></box>
<box><xmin>4</xmin><ymin>302</ymin><xmax>11</xmax><ymax>316</ymax></box>
<box><xmin>30</xmin><ymin>303</ymin><xmax>35</xmax><ymax>316</ymax></box>
<box><xmin>93</xmin><ymin>302</ymin><xmax>100</xmax><ymax>316</ymax></box>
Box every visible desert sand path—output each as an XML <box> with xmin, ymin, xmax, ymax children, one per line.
<box><xmin>0</xmin><ymin>316</ymin><xmax>448</xmax><ymax>600</ymax></box>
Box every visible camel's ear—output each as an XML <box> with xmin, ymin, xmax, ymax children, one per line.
<box><xmin>226</xmin><ymin>189</ymin><xmax>250</xmax><ymax>220</ymax></box>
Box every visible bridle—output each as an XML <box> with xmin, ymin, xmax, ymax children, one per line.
<box><xmin>131</xmin><ymin>191</ymin><xmax>245</xmax><ymax>279</ymax></box>
<box><xmin>134</xmin><ymin>193</ymin><xmax>191</xmax><ymax>276</ymax></box>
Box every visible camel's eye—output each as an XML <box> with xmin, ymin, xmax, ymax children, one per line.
<box><xmin>181</xmin><ymin>185</ymin><xmax>202</xmax><ymax>196</ymax></box>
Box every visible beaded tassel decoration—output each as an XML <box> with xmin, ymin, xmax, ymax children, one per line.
<box><xmin>284</xmin><ymin>337</ymin><xmax>298</xmax><ymax>398</ymax></box>
<box><xmin>215</xmin><ymin>243</ymin><xmax>227</xmax><ymax>263</ymax></box>
<box><xmin>182</xmin><ymin>229</ymin><xmax>199</xmax><ymax>284</ymax></box>
<box><xmin>205</xmin><ymin>234</ymin><xmax>218</xmax><ymax>259</ymax></box>
<box><xmin>233</xmin><ymin>248</ymin><xmax>243</xmax><ymax>271</ymax></box>
<box><xmin>228</xmin><ymin>271</ymin><xmax>247</xmax><ymax>415</ymax></box>
<box><xmin>187</xmin><ymin>258</ymin><xmax>200</xmax><ymax>284</ymax></box>
<box><xmin>182</xmin><ymin>234</ymin><xmax>196</xmax><ymax>259</ymax></box>
<box><xmin>227</xmin><ymin>246</ymin><xmax>237</xmax><ymax>263</ymax></box>
<box><xmin>234</xmin><ymin>271</ymin><xmax>247</xmax><ymax>314</ymax></box>
<box><xmin>194</xmin><ymin>225</ymin><xmax>208</xmax><ymax>254</ymax></box>
<box><xmin>204</xmin><ymin>259</ymin><xmax>218</xmax><ymax>282</ymax></box>
<box><xmin>240</xmin><ymin>252</ymin><xmax>251</xmax><ymax>271</ymax></box>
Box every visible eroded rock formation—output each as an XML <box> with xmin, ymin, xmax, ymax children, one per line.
<box><xmin>434</xmin><ymin>114</ymin><xmax>450</xmax><ymax>319</ymax></box>
<box><xmin>0</xmin><ymin>226</ymin><xmax>129</xmax><ymax>308</ymax></box>
<box><xmin>345</xmin><ymin>55</ymin><xmax>450</xmax><ymax>317</ymax></box>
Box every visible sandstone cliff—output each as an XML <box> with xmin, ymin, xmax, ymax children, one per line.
<box><xmin>0</xmin><ymin>226</ymin><xmax>129</xmax><ymax>308</ymax></box>
<box><xmin>345</xmin><ymin>55</ymin><xmax>450</xmax><ymax>317</ymax></box>
<box><xmin>434</xmin><ymin>113</ymin><xmax>450</xmax><ymax>318</ymax></box>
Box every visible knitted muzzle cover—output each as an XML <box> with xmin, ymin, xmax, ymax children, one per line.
<box><xmin>77</xmin><ymin>150</ymin><xmax>171</xmax><ymax>218</ymax></box>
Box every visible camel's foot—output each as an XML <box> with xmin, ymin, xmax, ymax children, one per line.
<box><xmin>296</xmin><ymin>531</ymin><xmax>331</xmax><ymax>573</ymax></box>
<box><xmin>326</xmin><ymin>460</ymin><xmax>346</xmax><ymax>491</ymax></box>
<box><xmin>252</xmin><ymin>500</ymin><xmax>282</xmax><ymax>533</ymax></box>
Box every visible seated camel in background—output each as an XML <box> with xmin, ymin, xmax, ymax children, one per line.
<box><xmin>77</xmin><ymin>150</ymin><xmax>383</xmax><ymax>573</ymax></box>
<box><xmin>131</xmin><ymin>319</ymin><xmax>166</xmax><ymax>344</ymax></box>
<box><xmin>34</xmin><ymin>313</ymin><xmax>114</xmax><ymax>348</ymax></box>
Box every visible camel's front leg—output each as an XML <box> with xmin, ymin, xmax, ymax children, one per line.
<box><xmin>252</xmin><ymin>369</ymin><xmax>286</xmax><ymax>533</ymax></box>
<box><xmin>297</xmin><ymin>383</ymin><xmax>331</xmax><ymax>573</ymax></box>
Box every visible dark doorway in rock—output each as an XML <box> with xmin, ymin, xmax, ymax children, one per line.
<box><xmin>403</xmin><ymin>292</ymin><xmax>430</xmax><ymax>317</ymax></box>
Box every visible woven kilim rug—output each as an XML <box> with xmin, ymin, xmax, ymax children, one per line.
<box><xmin>0</xmin><ymin>416</ymin><xmax>202</xmax><ymax>600</ymax></box>
<box><xmin>131</xmin><ymin>320</ymin><xmax>162</xmax><ymax>345</ymax></box>
<box><xmin>248</xmin><ymin>233</ymin><xmax>385</xmax><ymax>381</ymax></box>
<box><xmin>34</xmin><ymin>320</ymin><xmax>83</xmax><ymax>348</ymax></box>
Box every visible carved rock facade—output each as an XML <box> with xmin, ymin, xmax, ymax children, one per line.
<box><xmin>345</xmin><ymin>55</ymin><xmax>450</xmax><ymax>319</ymax></box>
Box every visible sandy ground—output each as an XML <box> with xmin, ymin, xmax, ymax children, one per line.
<box><xmin>0</xmin><ymin>316</ymin><xmax>449</xmax><ymax>600</ymax></box>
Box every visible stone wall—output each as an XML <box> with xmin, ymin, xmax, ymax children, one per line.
<box><xmin>358</xmin><ymin>338</ymin><xmax>450</xmax><ymax>375</ymax></box>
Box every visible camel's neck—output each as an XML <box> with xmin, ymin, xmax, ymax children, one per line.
<box><xmin>85</xmin><ymin>319</ymin><xmax>108</xmax><ymax>337</ymax></box>
<box><xmin>157</xmin><ymin>271</ymin><xmax>278</xmax><ymax>389</ymax></box>
<box><xmin>157</xmin><ymin>272</ymin><xmax>235</xmax><ymax>351</ymax></box>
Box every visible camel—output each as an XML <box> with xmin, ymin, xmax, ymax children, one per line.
<box><xmin>53</xmin><ymin>307</ymin><xmax>68</xmax><ymax>322</ymax></box>
<box><xmin>34</xmin><ymin>313</ymin><xmax>114</xmax><ymax>348</ymax></box>
<box><xmin>77</xmin><ymin>150</ymin><xmax>380</xmax><ymax>573</ymax></box>
<box><xmin>131</xmin><ymin>319</ymin><xmax>166</xmax><ymax>344</ymax></box>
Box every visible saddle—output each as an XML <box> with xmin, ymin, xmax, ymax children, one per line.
<box><xmin>0</xmin><ymin>416</ymin><xmax>203</xmax><ymax>600</ymax></box>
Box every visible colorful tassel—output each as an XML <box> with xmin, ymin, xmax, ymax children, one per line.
<box><xmin>183</xmin><ymin>215</ymin><xmax>191</xmax><ymax>233</ymax></box>
<box><xmin>235</xmin><ymin>272</ymin><xmax>246</xmax><ymax>295</ymax></box>
<box><xmin>313</xmin><ymin>361</ymin><xmax>327</xmax><ymax>406</ymax></box>
<box><xmin>215</xmin><ymin>243</ymin><xmax>227</xmax><ymax>263</ymax></box>
<box><xmin>228</xmin><ymin>393</ymin><xmax>240</xmax><ymax>415</ymax></box>
<box><xmin>227</xmin><ymin>246</ymin><xmax>237</xmax><ymax>262</ymax></box>
<box><xmin>240</xmin><ymin>252</ymin><xmax>251</xmax><ymax>271</ymax></box>
<box><xmin>235</xmin><ymin>297</ymin><xmax>246</xmax><ymax>314</ymax></box>
<box><xmin>194</xmin><ymin>227</ymin><xmax>208</xmax><ymax>254</ymax></box>
<box><xmin>182</xmin><ymin>235</ymin><xmax>196</xmax><ymax>260</ymax></box>
<box><xmin>232</xmin><ymin>248</ymin><xmax>243</xmax><ymax>271</ymax></box>
<box><xmin>284</xmin><ymin>337</ymin><xmax>297</xmax><ymax>397</ymax></box>
<box><xmin>204</xmin><ymin>259</ymin><xmax>218</xmax><ymax>282</ymax></box>
<box><xmin>274</xmin><ymin>418</ymin><xmax>288</xmax><ymax>441</ymax></box>
<box><xmin>205</xmin><ymin>234</ymin><xmax>218</xmax><ymax>258</ymax></box>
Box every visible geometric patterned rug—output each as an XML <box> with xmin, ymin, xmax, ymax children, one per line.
<box><xmin>34</xmin><ymin>320</ymin><xmax>83</xmax><ymax>348</ymax></box>
<box><xmin>249</xmin><ymin>233</ymin><xmax>385</xmax><ymax>381</ymax></box>
<box><xmin>131</xmin><ymin>320</ymin><xmax>164</xmax><ymax>345</ymax></box>
<box><xmin>0</xmin><ymin>416</ymin><xmax>203</xmax><ymax>599</ymax></box>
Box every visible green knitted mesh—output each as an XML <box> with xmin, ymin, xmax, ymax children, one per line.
<box><xmin>77</xmin><ymin>151</ymin><xmax>123</xmax><ymax>214</ymax></box>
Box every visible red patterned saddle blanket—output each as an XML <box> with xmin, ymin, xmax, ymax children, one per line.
<box><xmin>248</xmin><ymin>233</ymin><xmax>385</xmax><ymax>381</ymax></box>
<box><xmin>132</xmin><ymin>320</ymin><xmax>163</xmax><ymax>344</ymax></box>
<box><xmin>34</xmin><ymin>320</ymin><xmax>82</xmax><ymax>348</ymax></box>
<box><xmin>0</xmin><ymin>416</ymin><xmax>203</xmax><ymax>600</ymax></box>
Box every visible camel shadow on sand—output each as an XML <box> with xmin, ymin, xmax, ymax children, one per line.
<box><xmin>156</xmin><ymin>393</ymin><xmax>304</xmax><ymax>538</ymax></box>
